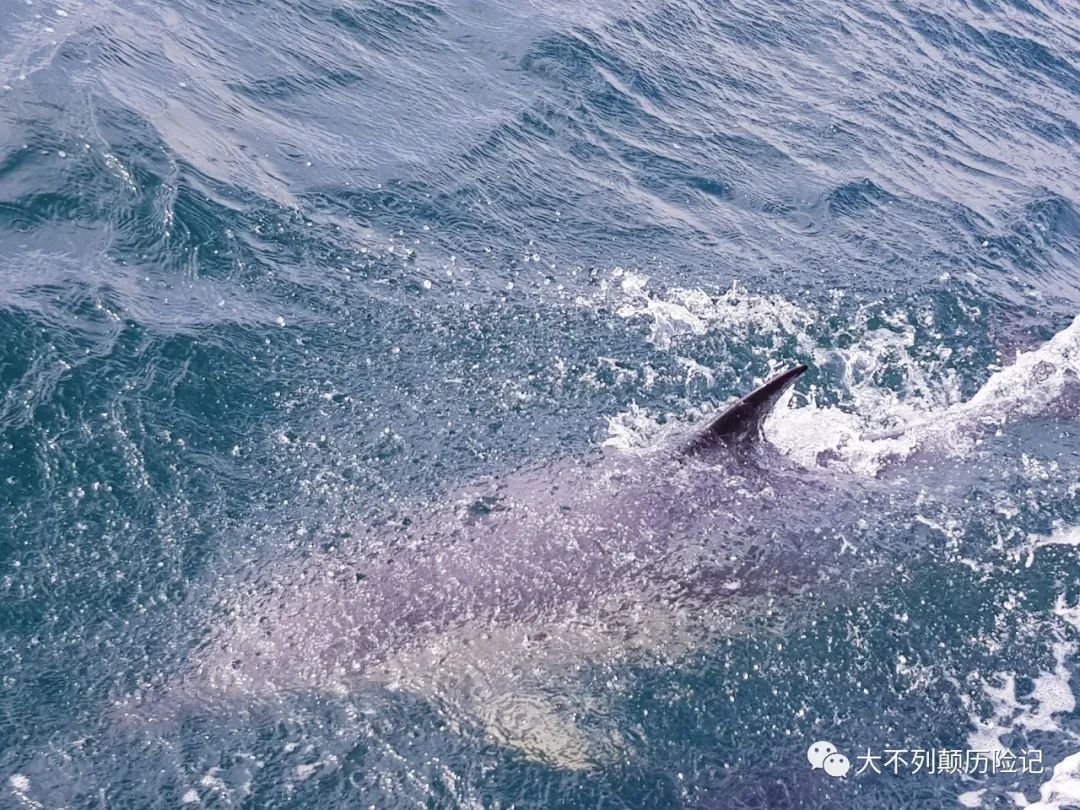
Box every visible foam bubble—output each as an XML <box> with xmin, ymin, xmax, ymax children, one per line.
<box><xmin>1054</xmin><ymin>595</ymin><xmax>1080</xmax><ymax>632</ymax></box>
<box><xmin>610</xmin><ymin>273</ymin><xmax>815</xmax><ymax>351</ymax></box>
<box><xmin>1023</xmin><ymin>751</ymin><xmax>1080</xmax><ymax>810</ymax></box>
<box><xmin>9</xmin><ymin>774</ymin><xmax>29</xmax><ymax>792</ymax></box>
<box><xmin>1016</xmin><ymin>524</ymin><xmax>1080</xmax><ymax>568</ymax></box>
<box><xmin>602</xmin><ymin>403</ymin><xmax>671</xmax><ymax>454</ymax></box>
<box><xmin>964</xmin><ymin>640</ymin><xmax>1076</xmax><ymax>754</ymax></box>
<box><xmin>768</xmin><ymin>313</ymin><xmax>1080</xmax><ymax>475</ymax></box>
<box><xmin>958</xmin><ymin>316</ymin><xmax>1080</xmax><ymax>425</ymax></box>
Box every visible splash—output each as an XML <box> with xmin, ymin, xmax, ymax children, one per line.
<box><xmin>1024</xmin><ymin>751</ymin><xmax>1080</xmax><ymax>810</ymax></box>
<box><xmin>602</xmin><ymin>272</ymin><xmax>1079</xmax><ymax>476</ymax></box>
<box><xmin>611</xmin><ymin>271</ymin><xmax>815</xmax><ymax>352</ymax></box>
<box><xmin>768</xmin><ymin>313</ymin><xmax>1080</xmax><ymax>474</ymax></box>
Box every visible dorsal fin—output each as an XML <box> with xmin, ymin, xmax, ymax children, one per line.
<box><xmin>683</xmin><ymin>364</ymin><xmax>807</xmax><ymax>454</ymax></box>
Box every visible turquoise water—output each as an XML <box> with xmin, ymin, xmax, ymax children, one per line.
<box><xmin>2</xmin><ymin>0</ymin><xmax>1080</xmax><ymax>807</ymax></box>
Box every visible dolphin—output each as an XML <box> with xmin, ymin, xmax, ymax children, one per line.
<box><xmin>120</xmin><ymin>320</ymin><xmax>1080</xmax><ymax>767</ymax></box>
<box><xmin>122</xmin><ymin>364</ymin><xmax>858</xmax><ymax>761</ymax></box>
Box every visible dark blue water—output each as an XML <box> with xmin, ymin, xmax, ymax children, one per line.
<box><xmin>2</xmin><ymin>0</ymin><xmax>1080</xmax><ymax>807</ymax></box>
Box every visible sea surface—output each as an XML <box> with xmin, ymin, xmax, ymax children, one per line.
<box><xmin>2</xmin><ymin>0</ymin><xmax>1080</xmax><ymax>807</ymax></box>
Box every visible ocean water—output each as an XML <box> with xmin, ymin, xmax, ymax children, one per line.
<box><xmin>2</xmin><ymin>0</ymin><xmax>1080</xmax><ymax>807</ymax></box>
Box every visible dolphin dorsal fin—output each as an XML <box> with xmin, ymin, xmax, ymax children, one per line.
<box><xmin>683</xmin><ymin>364</ymin><xmax>807</xmax><ymax>454</ymax></box>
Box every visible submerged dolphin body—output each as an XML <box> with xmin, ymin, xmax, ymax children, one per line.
<box><xmin>132</xmin><ymin>364</ymin><xmax>860</xmax><ymax>764</ymax></box>
<box><xmin>126</xmin><ymin>324</ymin><xmax>1080</xmax><ymax>767</ymax></box>
<box><xmin>216</xmin><ymin>365</ymin><xmax>820</xmax><ymax>669</ymax></box>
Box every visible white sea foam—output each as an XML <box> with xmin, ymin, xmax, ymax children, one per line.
<box><xmin>603</xmin><ymin>403</ymin><xmax>671</xmax><ymax>453</ymax></box>
<box><xmin>1015</xmin><ymin>524</ymin><xmax>1080</xmax><ymax>568</ymax></box>
<box><xmin>955</xmin><ymin>595</ymin><xmax>1080</xmax><ymax>810</ymax></box>
<box><xmin>962</xmin><ymin>634</ymin><xmax>1076</xmax><ymax>755</ymax></box>
<box><xmin>769</xmin><ymin>313</ymin><xmax>1080</xmax><ymax>474</ymax></box>
<box><xmin>8</xmin><ymin>773</ymin><xmax>42</xmax><ymax>809</ymax></box>
<box><xmin>1018</xmin><ymin>602</ymin><xmax>1080</xmax><ymax>809</ymax></box>
<box><xmin>612</xmin><ymin>272</ymin><xmax>815</xmax><ymax>352</ymax></box>
<box><xmin>599</xmin><ymin>272</ymin><xmax>1080</xmax><ymax>476</ymax></box>
<box><xmin>1055</xmin><ymin>595</ymin><xmax>1080</xmax><ymax>634</ymax></box>
<box><xmin>1023</xmin><ymin>751</ymin><xmax>1080</xmax><ymax>810</ymax></box>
